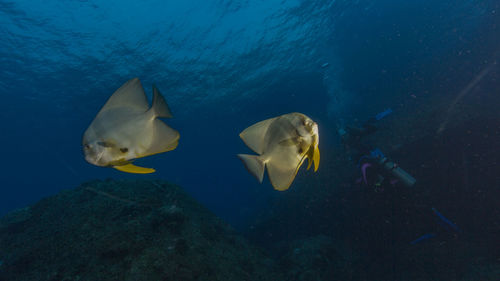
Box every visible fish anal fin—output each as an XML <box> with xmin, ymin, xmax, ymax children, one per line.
<box><xmin>239</xmin><ymin>117</ymin><xmax>277</xmax><ymax>154</ymax></box>
<box><xmin>267</xmin><ymin>161</ymin><xmax>298</xmax><ymax>191</ymax></box>
<box><xmin>266</xmin><ymin>145</ymin><xmax>306</xmax><ymax>191</ymax></box>
<box><xmin>114</xmin><ymin>163</ymin><xmax>155</xmax><ymax>174</ymax></box>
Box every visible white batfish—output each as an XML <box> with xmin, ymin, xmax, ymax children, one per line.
<box><xmin>83</xmin><ymin>78</ymin><xmax>179</xmax><ymax>174</ymax></box>
<box><xmin>238</xmin><ymin>112</ymin><xmax>320</xmax><ymax>191</ymax></box>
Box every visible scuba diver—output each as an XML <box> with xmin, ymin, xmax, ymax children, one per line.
<box><xmin>338</xmin><ymin>109</ymin><xmax>416</xmax><ymax>191</ymax></box>
<box><xmin>339</xmin><ymin>112</ymin><xmax>461</xmax><ymax>246</ymax></box>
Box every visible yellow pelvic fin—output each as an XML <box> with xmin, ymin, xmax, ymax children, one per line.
<box><xmin>306</xmin><ymin>145</ymin><xmax>320</xmax><ymax>171</ymax></box>
<box><xmin>307</xmin><ymin>157</ymin><xmax>313</xmax><ymax>170</ymax></box>
<box><xmin>306</xmin><ymin>147</ymin><xmax>314</xmax><ymax>170</ymax></box>
<box><xmin>113</xmin><ymin>163</ymin><xmax>156</xmax><ymax>174</ymax></box>
<box><xmin>313</xmin><ymin>146</ymin><xmax>320</xmax><ymax>172</ymax></box>
<box><xmin>306</xmin><ymin>146</ymin><xmax>315</xmax><ymax>170</ymax></box>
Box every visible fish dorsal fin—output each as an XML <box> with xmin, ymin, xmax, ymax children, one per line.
<box><xmin>97</xmin><ymin>78</ymin><xmax>149</xmax><ymax>117</ymax></box>
<box><xmin>141</xmin><ymin>119</ymin><xmax>180</xmax><ymax>157</ymax></box>
<box><xmin>113</xmin><ymin>163</ymin><xmax>155</xmax><ymax>174</ymax></box>
<box><xmin>151</xmin><ymin>86</ymin><xmax>173</xmax><ymax>118</ymax></box>
<box><xmin>266</xmin><ymin>144</ymin><xmax>306</xmax><ymax>191</ymax></box>
<box><xmin>239</xmin><ymin>117</ymin><xmax>277</xmax><ymax>154</ymax></box>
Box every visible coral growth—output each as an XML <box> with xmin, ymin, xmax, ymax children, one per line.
<box><xmin>0</xmin><ymin>179</ymin><xmax>280</xmax><ymax>281</ymax></box>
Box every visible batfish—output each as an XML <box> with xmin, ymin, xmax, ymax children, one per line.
<box><xmin>237</xmin><ymin>112</ymin><xmax>320</xmax><ymax>191</ymax></box>
<box><xmin>83</xmin><ymin>78</ymin><xmax>179</xmax><ymax>174</ymax></box>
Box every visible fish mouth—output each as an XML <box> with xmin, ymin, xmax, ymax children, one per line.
<box><xmin>84</xmin><ymin>149</ymin><xmax>106</xmax><ymax>167</ymax></box>
<box><xmin>84</xmin><ymin>154</ymin><xmax>99</xmax><ymax>166</ymax></box>
<box><xmin>312</xmin><ymin>123</ymin><xmax>319</xmax><ymax>136</ymax></box>
<box><xmin>312</xmin><ymin>123</ymin><xmax>319</xmax><ymax>146</ymax></box>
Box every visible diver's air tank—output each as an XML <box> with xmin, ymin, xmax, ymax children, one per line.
<box><xmin>378</xmin><ymin>157</ymin><xmax>416</xmax><ymax>187</ymax></box>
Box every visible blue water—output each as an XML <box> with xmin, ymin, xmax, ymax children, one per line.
<box><xmin>0</xmin><ymin>0</ymin><xmax>498</xmax><ymax>236</ymax></box>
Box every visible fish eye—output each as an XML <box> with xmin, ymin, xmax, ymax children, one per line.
<box><xmin>120</xmin><ymin>147</ymin><xmax>129</xmax><ymax>153</ymax></box>
<box><xmin>84</xmin><ymin>144</ymin><xmax>90</xmax><ymax>150</ymax></box>
<box><xmin>98</xmin><ymin>141</ymin><xmax>112</xmax><ymax>147</ymax></box>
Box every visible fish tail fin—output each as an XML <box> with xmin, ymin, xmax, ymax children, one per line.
<box><xmin>151</xmin><ymin>85</ymin><xmax>173</xmax><ymax>118</ymax></box>
<box><xmin>237</xmin><ymin>154</ymin><xmax>265</xmax><ymax>183</ymax></box>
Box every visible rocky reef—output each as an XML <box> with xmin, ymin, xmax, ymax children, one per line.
<box><xmin>0</xmin><ymin>179</ymin><xmax>280</xmax><ymax>281</ymax></box>
<box><xmin>277</xmin><ymin>235</ymin><xmax>361</xmax><ymax>281</ymax></box>
<box><xmin>2</xmin><ymin>177</ymin><xmax>499</xmax><ymax>281</ymax></box>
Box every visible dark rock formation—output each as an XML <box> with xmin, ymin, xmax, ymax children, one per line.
<box><xmin>0</xmin><ymin>179</ymin><xmax>280</xmax><ymax>281</ymax></box>
<box><xmin>277</xmin><ymin>235</ymin><xmax>361</xmax><ymax>281</ymax></box>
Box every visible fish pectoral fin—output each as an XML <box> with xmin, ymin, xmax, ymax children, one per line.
<box><xmin>279</xmin><ymin>137</ymin><xmax>300</xmax><ymax>147</ymax></box>
<box><xmin>113</xmin><ymin>163</ymin><xmax>155</xmax><ymax>174</ymax></box>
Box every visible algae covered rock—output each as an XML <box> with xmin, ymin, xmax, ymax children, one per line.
<box><xmin>278</xmin><ymin>235</ymin><xmax>361</xmax><ymax>281</ymax></box>
<box><xmin>0</xmin><ymin>179</ymin><xmax>279</xmax><ymax>281</ymax></box>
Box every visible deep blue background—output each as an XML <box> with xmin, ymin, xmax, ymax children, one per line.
<box><xmin>0</xmin><ymin>0</ymin><xmax>498</xmax><ymax>230</ymax></box>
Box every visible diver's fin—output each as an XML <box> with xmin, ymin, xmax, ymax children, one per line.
<box><xmin>239</xmin><ymin>117</ymin><xmax>277</xmax><ymax>154</ymax></box>
<box><xmin>113</xmin><ymin>163</ymin><xmax>155</xmax><ymax>174</ymax></box>
<box><xmin>97</xmin><ymin>78</ymin><xmax>149</xmax><ymax>117</ymax></box>
<box><xmin>151</xmin><ymin>86</ymin><xmax>173</xmax><ymax>118</ymax></box>
<box><xmin>313</xmin><ymin>146</ymin><xmax>320</xmax><ymax>172</ymax></box>
<box><xmin>142</xmin><ymin>119</ymin><xmax>180</xmax><ymax>157</ymax></box>
<box><xmin>266</xmin><ymin>145</ymin><xmax>305</xmax><ymax>191</ymax></box>
<box><xmin>237</xmin><ymin>154</ymin><xmax>265</xmax><ymax>183</ymax></box>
